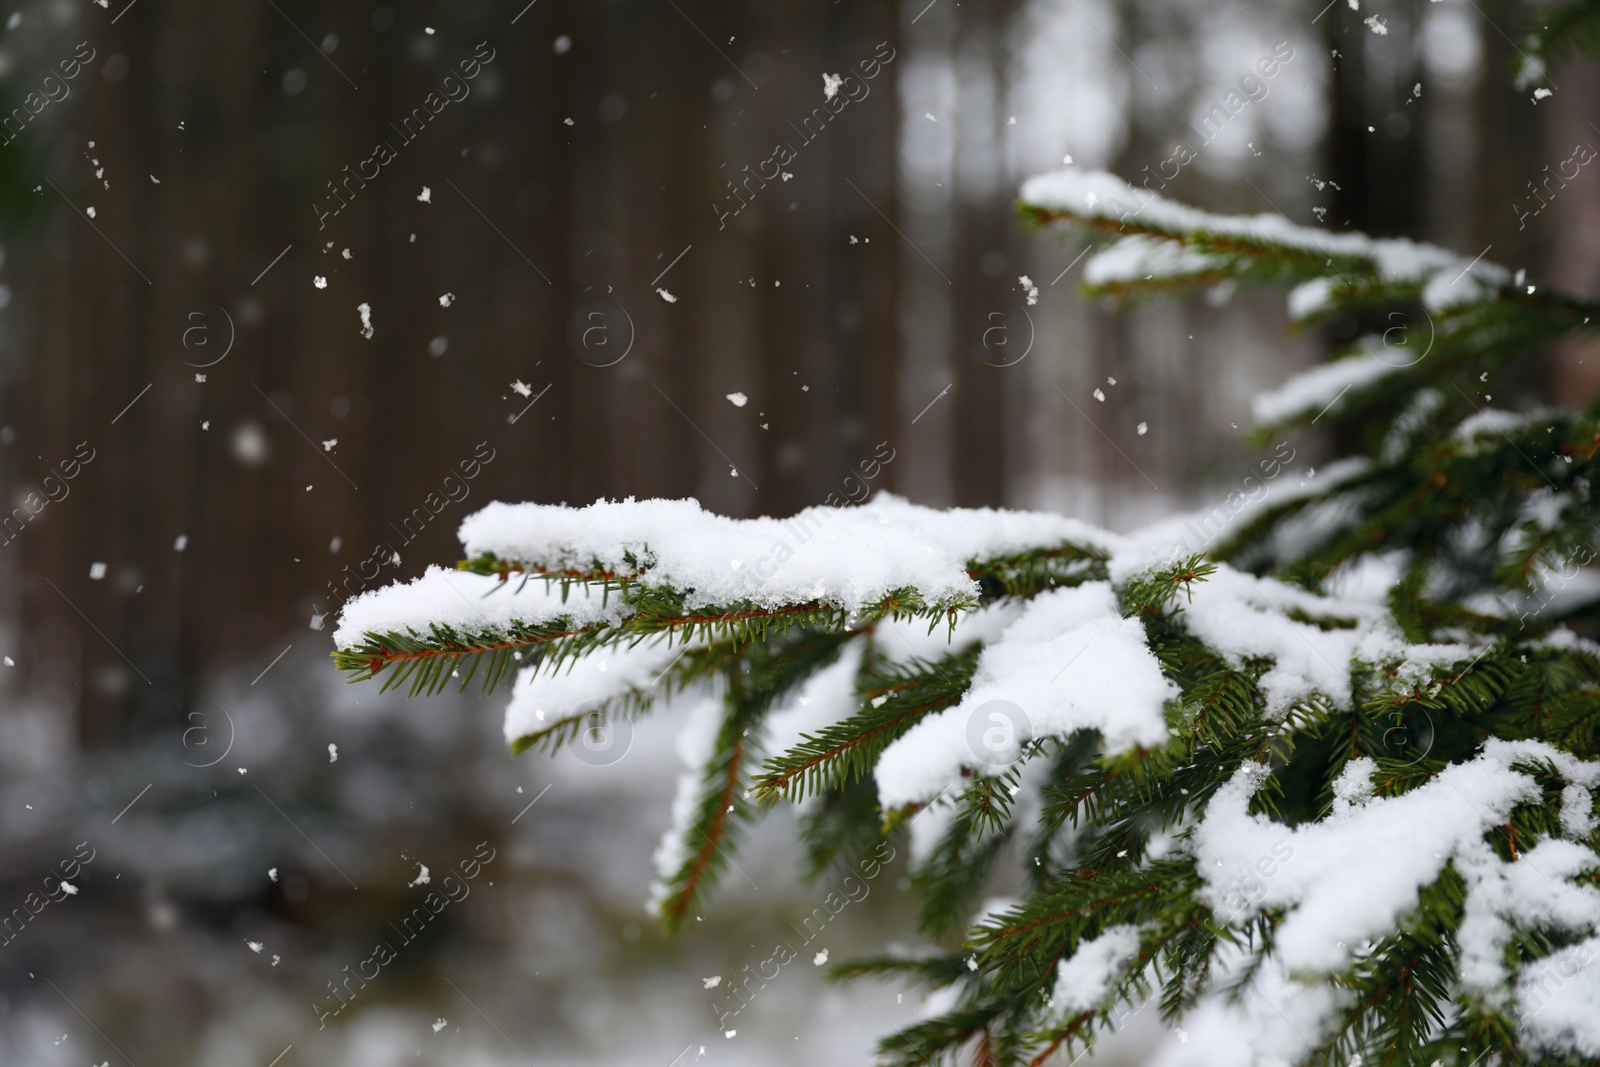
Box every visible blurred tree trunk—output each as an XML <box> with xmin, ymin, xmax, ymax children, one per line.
<box><xmin>11</xmin><ymin>0</ymin><xmax>918</xmax><ymax>743</ymax></box>
<box><xmin>951</xmin><ymin>0</ymin><xmax>1017</xmax><ymax>507</ymax></box>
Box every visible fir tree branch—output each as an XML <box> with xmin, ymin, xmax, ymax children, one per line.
<box><xmin>1527</xmin><ymin>0</ymin><xmax>1600</xmax><ymax>71</ymax></box>
<box><xmin>658</xmin><ymin>722</ymin><xmax>747</xmax><ymax>932</ymax></box>
<box><xmin>337</xmin><ymin>586</ymin><xmax>971</xmax><ymax>695</ymax></box>
<box><xmin>753</xmin><ymin>644</ymin><xmax>984</xmax><ymax>803</ymax></box>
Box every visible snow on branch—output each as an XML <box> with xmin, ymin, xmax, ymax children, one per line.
<box><xmin>324</xmin><ymin>151</ymin><xmax>1600</xmax><ymax>1066</ymax></box>
<box><xmin>453</xmin><ymin>494</ymin><xmax>1108</xmax><ymax>611</ymax></box>
<box><xmin>333</xmin><ymin>494</ymin><xmax>1110</xmax><ymax>693</ymax></box>
<box><xmin>1018</xmin><ymin>167</ymin><xmax>1512</xmax><ymax>313</ymax></box>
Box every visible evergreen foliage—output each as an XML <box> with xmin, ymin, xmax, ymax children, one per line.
<box><xmin>1527</xmin><ymin>0</ymin><xmax>1600</xmax><ymax>73</ymax></box>
<box><xmin>331</xmin><ymin>20</ymin><xmax>1600</xmax><ymax>1065</ymax></box>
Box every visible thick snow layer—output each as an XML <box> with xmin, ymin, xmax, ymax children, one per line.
<box><xmin>458</xmin><ymin>494</ymin><xmax>1109</xmax><ymax>616</ymax></box>
<box><xmin>1179</xmin><ymin>568</ymin><xmax>1380</xmax><ymax>713</ymax></box>
<box><xmin>1133</xmin><ymin>555</ymin><xmax>1475</xmax><ymax>715</ymax></box>
<box><xmin>333</xmin><ymin>565</ymin><xmax>628</xmax><ymax>650</ymax></box>
<box><xmin>1020</xmin><ymin>169</ymin><xmax>1511</xmax><ymax>312</ymax></box>
<box><xmin>874</xmin><ymin>583</ymin><xmax>1178</xmax><ymax>807</ymax></box>
<box><xmin>1458</xmin><ymin>836</ymin><xmax>1600</xmax><ymax>995</ymax></box>
<box><xmin>1455</xmin><ymin>406</ymin><xmax>1556</xmax><ymax>449</ymax></box>
<box><xmin>1286</xmin><ymin>277</ymin><xmax>1336</xmax><ymax>321</ymax></box>
<box><xmin>1250</xmin><ymin>348</ymin><xmax>1401</xmax><ymax>426</ymax></box>
<box><xmin>339</xmin><ymin>495</ymin><xmax>1110</xmax><ymax>653</ymax></box>
<box><xmin>1082</xmin><ymin>235</ymin><xmax>1227</xmax><ymax>287</ymax></box>
<box><xmin>1126</xmin><ymin>457</ymin><xmax>1372</xmax><ymax>571</ymax></box>
<box><xmin>1052</xmin><ymin>924</ymin><xmax>1143</xmax><ymax>1013</ymax></box>
<box><xmin>502</xmin><ymin>637</ymin><xmax>684</xmax><ymax>745</ymax></box>
<box><xmin>1194</xmin><ymin>741</ymin><xmax>1600</xmax><ymax>977</ymax></box>
<box><xmin>1518</xmin><ymin>935</ymin><xmax>1600</xmax><ymax>1056</ymax></box>
<box><xmin>1564</xmin><ymin>783</ymin><xmax>1597</xmax><ymax>838</ymax></box>
<box><xmin>1144</xmin><ymin>944</ymin><xmax>1344</xmax><ymax>1067</ymax></box>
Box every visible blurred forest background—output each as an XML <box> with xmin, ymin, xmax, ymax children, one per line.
<box><xmin>0</xmin><ymin>0</ymin><xmax>1595</xmax><ymax>1063</ymax></box>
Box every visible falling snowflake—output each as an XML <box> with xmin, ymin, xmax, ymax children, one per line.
<box><xmin>822</xmin><ymin>72</ymin><xmax>843</xmax><ymax>100</ymax></box>
<box><xmin>438</xmin><ymin>292</ymin><xmax>455</xmax><ymax>307</ymax></box>
<box><xmin>813</xmin><ymin>949</ymin><xmax>829</xmax><ymax>966</ymax></box>
<box><xmin>409</xmin><ymin>864</ymin><xmax>431</xmax><ymax>887</ymax></box>
<box><xmin>432</xmin><ymin>1018</ymin><xmax>447</xmax><ymax>1034</ymax></box>
<box><xmin>656</xmin><ymin>287</ymin><xmax>678</xmax><ymax>303</ymax></box>
<box><xmin>417</xmin><ymin>186</ymin><xmax>432</xmax><ymax>203</ymax></box>
<box><xmin>357</xmin><ymin>302</ymin><xmax>374</xmax><ymax>339</ymax></box>
<box><xmin>328</xmin><ymin>743</ymin><xmax>338</xmax><ymax>762</ymax></box>
<box><xmin>1018</xmin><ymin>275</ymin><xmax>1038</xmax><ymax>306</ymax></box>
<box><xmin>726</xmin><ymin>392</ymin><xmax>748</xmax><ymax>407</ymax></box>
<box><xmin>313</xmin><ymin>276</ymin><xmax>327</xmax><ymax>289</ymax></box>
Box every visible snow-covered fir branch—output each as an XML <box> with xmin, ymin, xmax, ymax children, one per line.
<box><xmin>333</xmin><ymin>127</ymin><xmax>1600</xmax><ymax>1067</ymax></box>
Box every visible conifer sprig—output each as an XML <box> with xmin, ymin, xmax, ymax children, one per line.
<box><xmin>334</xmin><ymin>584</ymin><xmax>977</xmax><ymax>694</ymax></box>
<box><xmin>752</xmin><ymin>643</ymin><xmax>984</xmax><ymax>804</ymax></box>
<box><xmin>332</xmin><ymin>20</ymin><xmax>1600</xmax><ymax>1058</ymax></box>
<box><xmin>1526</xmin><ymin>0</ymin><xmax>1600</xmax><ymax>71</ymax></box>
